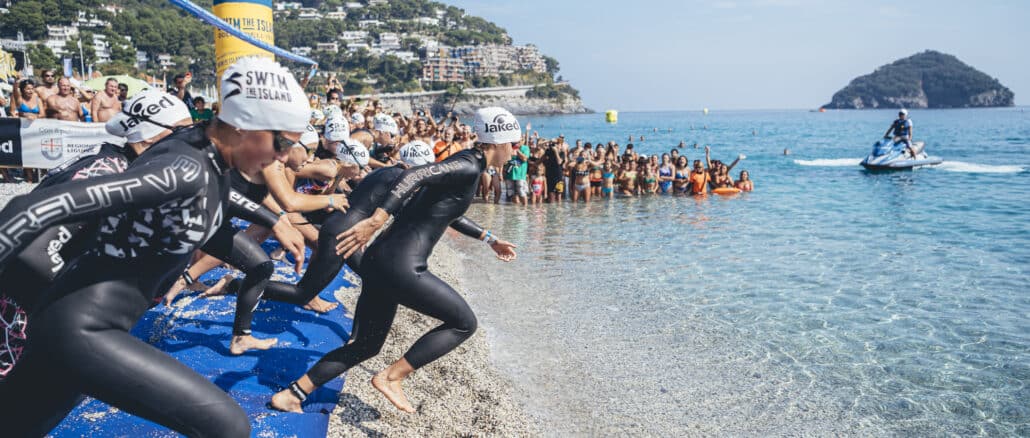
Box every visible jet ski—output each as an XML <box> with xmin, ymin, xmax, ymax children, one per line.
<box><xmin>860</xmin><ymin>138</ymin><xmax>942</xmax><ymax>170</ymax></box>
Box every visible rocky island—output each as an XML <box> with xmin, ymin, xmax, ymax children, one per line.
<box><xmin>825</xmin><ymin>50</ymin><xmax>1014</xmax><ymax>109</ymax></box>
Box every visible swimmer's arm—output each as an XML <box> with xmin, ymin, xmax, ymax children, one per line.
<box><xmin>378</xmin><ymin>154</ymin><xmax>481</xmax><ymax>216</ymax></box>
<box><xmin>449</xmin><ymin>216</ymin><xmax>486</xmax><ymax>240</ymax></box>
<box><xmin>704</xmin><ymin>146</ymin><xmax>712</xmax><ymax>169</ymax></box>
<box><xmin>367</xmin><ymin>157</ymin><xmax>388</xmax><ymax>169</ymax></box>
<box><xmin>262</xmin><ymin>161</ymin><xmax>344</xmax><ymax>213</ymax></box>
<box><xmin>0</xmin><ymin>156</ymin><xmax>204</xmax><ymax>264</ymax></box>
<box><xmin>228</xmin><ymin>188</ymin><xmax>279</xmax><ymax>229</ymax></box>
<box><xmin>294</xmin><ymin>160</ymin><xmax>337</xmax><ymax>181</ymax></box>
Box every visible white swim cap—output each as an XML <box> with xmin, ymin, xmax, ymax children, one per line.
<box><xmin>399</xmin><ymin>140</ymin><xmax>434</xmax><ymax>166</ymax></box>
<box><xmin>324</xmin><ymin>117</ymin><xmax>351</xmax><ymax>142</ymax></box>
<box><xmin>372</xmin><ymin>113</ymin><xmax>398</xmax><ymax>135</ymax></box>
<box><xmin>323</xmin><ymin>105</ymin><xmax>343</xmax><ymax>121</ymax></box>
<box><xmin>218</xmin><ymin>56</ymin><xmax>308</xmax><ymax>133</ymax></box>
<box><xmin>298</xmin><ymin>124</ymin><xmax>319</xmax><ymax>149</ymax></box>
<box><xmin>105</xmin><ymin>89</ymin><xmax>191</xmax><ymax>143</ymax></box>
<box><xmin>350</xmin><ymin>112</ymin><xmax>365</xmax><ymax>126</ymax></box>
<box><xmin>309</xmin><ymin>108</ymin><xmax>325</xmax><ymax>122</ymax></box>
<box><xmin>336</xmin><ymin>138</ymin><xmax>370</xmax><ymax>167</ymax></box>
<box><xmin>473</xmin><ymin>107</ymin><xmax>521</xmax><ymax>144</ymax></box>
<box><xmin>899</xmin><ymin>108</ymin><xmax>908</xmax><ymax>115</ymax></box>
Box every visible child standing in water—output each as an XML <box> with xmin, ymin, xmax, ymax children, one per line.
<box><xmin>601</xmin><ymin>161</ymin><xmax>617</xmax><ymax>199</ymax></box>
<box><xmin>530</xmin><ymin>165</ymin><xmax>547</xmax><ymax>205</ymax></box>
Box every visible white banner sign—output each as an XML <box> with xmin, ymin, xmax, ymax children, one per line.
<box><xmin>0</xmin><ymin>117</ymin><xmax>125</xmax><ymax>169</ymax></box>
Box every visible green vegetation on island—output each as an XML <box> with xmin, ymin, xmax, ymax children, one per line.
<box><xmin>825</xmin><ymin>50</ymin><xmax>1014</xmax><ymax>109</ymax></box>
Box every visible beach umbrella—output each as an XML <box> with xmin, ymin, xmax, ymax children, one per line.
<box><xmin>83</xmin><ymin>75</ymin><xmax>150</xmax><ymax>97</ymax></box>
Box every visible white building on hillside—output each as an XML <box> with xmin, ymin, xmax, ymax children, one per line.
<box><xmin>316</xmin><ymin>42</ymin><xmax>339</xmax><ymax>53</ymax></box>
<box><xmin>135</xmin><ymin>50</ymin><xmax>148</xmax><ymax>69</ymax></box>
<box><xmin>297</xmin><ymin>8</ymin><xmax>321</xmax><ymax>20</ymax></box>
<box><xmin>347</xmin><ymin>42</ymin><xmax>371</xmax><ymax>52</ymax></box>
<box><xmin>414</xmin><ymin>17</ymin><xmax>439</xmax><ymax>26</ymax></box>
<box><xmin>358</xmin><ymin>20</ymin><xmax>382</xmax><ymax>28</ymax></box>
<box><xmin>157</xmin><ymin>54</ymin><xmax>175</xmax><ymax>68</ymax></box>
<box><xmin>92</xmin><ymin>34</ymin><xmax>111</xmax><ymax>64</ymax></box>
<box><xmin>338</xmin><ymin>31</ymin><xmax>368</xmax><ymax>42</ymax></box>
<box><xmin>44</xmin><ymin>25</ymin><xmax>78</xmax><ymax>56</ymax></box>
<box><xmin>369</xmin><ymin>0</ymin><xmax>388</xmax><ymax>6</ymax></box>
<box><xmin>377</xmin><ymin>32</ymin><xmax>401</xmax><ymax>50</ymax></box>
<box><xmin>326</xmin><ymin>10</ymin><xmax>348</xmax><ymax>20</ymax></box>
<box><xmin>345</xmin><ymin>2</ymin><xmax>363</xmax><ymax>9</ymax></box>
<box><xmin>274</xmin><ymin>2</ymin><xmax>302</xmax><ymax>10</ymax></box>
<box><xmin>291</xmin><ymin>46</ymin><xmax>312</xmax><ymax>56</ymax></box>
<box><xmin>390</xmin><ymin>51</ymin><xmax>416</xmax><ymax>62</ymax></box>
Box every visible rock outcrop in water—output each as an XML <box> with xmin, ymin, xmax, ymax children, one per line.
<box><xmin>825</xmin><ymin>50</ymin><xmax>1014</xmax><ymax>109</ymax></box>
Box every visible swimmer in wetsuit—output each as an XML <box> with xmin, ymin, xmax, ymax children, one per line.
<box><xmin>270</xmin><ymin>107</ymin><xmax>521</xmax><ymax>414</ymax></box>
<box><xmin>0</xmin><ymin>58</ymin><xmax>309</xmax><ymax>438</ymax></box>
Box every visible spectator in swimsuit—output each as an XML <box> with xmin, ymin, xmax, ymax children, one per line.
<box><xmin>641</xmin><ymin>165</ymin><xmax>659</xmax><ymax>194</ymax></box>
<box><xmin>658</xmin><ymin>154</ymin><xmax>675</xmax><ymax>194</ymax></box>
<box><xmin>735</xmin><ymin>170</ymin><xmax>754</xmax><ymax>192</ymax></box>
<box><xmin>571</xmin><ymin>155</ymin><xmax>592</xmax><ymax>203</ymax></box>
<box><xmin>689</xmin><ymin>159</ymin><xmax>710</xmax><ymax>196</ymax></box>
<box><xmin>618</xmin><ymin>160</ymin><xmax>638</xmax><ymax>196</ymax></box>
<box><xmin>673</xmin><ymin>156</ymin><xmax>691</xmax><ymax>194</ymax></box>
<box><xmin>601</xmin><ymin>161</ymin><xmax>617</xmax><ymax>199</ymax></box>
<box><xmin>11</xmin><ymin>79</ymin><xmax>44</xmax><ymax>120</ymax></box>
<box><xmin>530</xmin><ymin>165</ymin><xmax>547</xmax><ymax>205</ymax></box>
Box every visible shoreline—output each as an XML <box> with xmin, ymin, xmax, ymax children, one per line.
<box><xmin>326</xmin><ymin>236</ymin><xmax>540</xmax><ymax>437</ymax></box>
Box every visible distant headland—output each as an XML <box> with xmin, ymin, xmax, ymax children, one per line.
<box><xmin>824</xmin><ymin>50</ymin><xmax>1014</xmax><ymax>109</ymax></box>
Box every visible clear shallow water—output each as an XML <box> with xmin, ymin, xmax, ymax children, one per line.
<box><xmin>449</xmin><ymin>108</ymin><xmax>1030</xmax><ymax>436</ymax></box>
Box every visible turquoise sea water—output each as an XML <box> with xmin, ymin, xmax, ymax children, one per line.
<box><xmin>450</xmin><ymin>108</ymin><xmax>1030</xmax><ymax>436</ymax></box>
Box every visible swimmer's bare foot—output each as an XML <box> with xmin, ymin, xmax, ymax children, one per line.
<box><xmin>199</xmin><ymin>277</ymin><xmax>233</xmax><ymax>298</ymax></box>
<box><xmin>303</xmin><ymin>296</ymin><xmax>339</xmax><ymax>313</ymax></box>
<box><xmin>162</xmin><ymin>276</ymin><xmax>207</xmax><ymax>306</ymax></box>
<box><xmin>230</xmin><ymin>334</ymin><xmax>278</xmax><ymax>355</ymax></box>
<box><xmin>372</xmin><ymin>368</ymin><xmax>416</xmax><ymax>413</ymax></box>
<box><xmin>270</xmin><ymin>388</ymin><xmax>304</xmax><ymax>413</ymax></box>
<box><xmin>269</xmin><ymin>247</ymin><xmax>285</xmax><ymax>261</ymax></box>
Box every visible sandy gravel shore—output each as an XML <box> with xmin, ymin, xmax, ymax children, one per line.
<box><xmin>326</xmin><ymin>239</ymin><xmax>540</xmax><ymax>437</ymax></box>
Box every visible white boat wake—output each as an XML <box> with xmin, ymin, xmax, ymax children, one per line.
<box><xmin>795</xmin><ymin>158</ymin><xmax>1025</xmax><ymax>174</ymax></box>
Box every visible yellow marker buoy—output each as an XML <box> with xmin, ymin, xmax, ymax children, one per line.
<box><xmin>605</xmin><ymin>110</ymin><xmax>618</xmax><ymax>124</ymax></box>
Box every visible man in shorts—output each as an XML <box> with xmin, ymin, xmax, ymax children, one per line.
<box><xmin>505</xmin><ymin>140</ymin><xmax>530</xmax><ymax>206</ymax></box>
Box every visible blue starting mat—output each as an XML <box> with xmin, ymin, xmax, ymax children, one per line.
<box><xmin>50</xmin><ymin>223</ymin><xmax>357</xmax><ymax>437</ymax></box>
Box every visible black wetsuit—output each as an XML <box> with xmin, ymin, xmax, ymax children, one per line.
<box><xmin>255</xmin><ymin>165</ymin><xmax>484</xmax><ymax>327</ymax></box>
<box><xmin>0</xmin><ymin>143</ymin><xmax>131</xmax><ymax>313</ymax></box>
<box><xmin>0</xmin><ymin>125</ymin><xmax>260</xmax><ymax>437</ymax></box>
<box><xmin>305</xmin><ymin>148</ymin><xmax>487</xmax><ymax>387</ymax></box>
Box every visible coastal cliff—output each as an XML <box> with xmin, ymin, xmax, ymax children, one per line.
<box><xmin>825</xmin><ymin>50</ymin><xmax>1014</xmax><ymax>109</ymax></box>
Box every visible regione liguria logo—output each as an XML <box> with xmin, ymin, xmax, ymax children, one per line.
<box><xmin>41</xmin><ymin>137</ymin><xmax>63</xmax><ymax>160</ymax></box>
<box><xmin>485</xmin><ymin>114</ymin><xmax>520</xmax><ymax>134</ymax></box>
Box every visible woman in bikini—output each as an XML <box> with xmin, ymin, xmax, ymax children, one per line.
<box><xmin>735</xmin><ymin>170</ymin><xmax>754</xmax><ymax>191</ymax></box>
<box><xmin>640</xmin><ymin>164</ymin><xmax>659</xmax><ymax>194</ymax></box>
<box><xmin>571</xmin><ymin>155</ymin><xmax>593</xmax><ymax>203</ymax></box>
<box><xmin>11</xmin><ymin>79</ymin><xmax>44</xmax><ymax>120</ymax></box>
<box><xmin>618</xmin><ymin>160</ymin><xmax>638</xmax><ymax>196</ymax></box>
<box><xmin>673</xmin><ymin>156</ymin><xmax>691</xmax><ymax>194</ymax></box>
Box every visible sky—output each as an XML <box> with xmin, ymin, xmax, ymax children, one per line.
<box><xmin>442</xmin><ymin>0</ymin><xmax>1029</xmax><ymax>111</ymax></box>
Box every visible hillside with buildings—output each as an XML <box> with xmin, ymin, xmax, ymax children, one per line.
<box><xmin>0</xmin><ymin>0</ymin><xmax>585</xmax><ymax>114</ymax></box>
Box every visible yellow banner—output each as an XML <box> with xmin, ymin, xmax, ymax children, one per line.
<box><xmin>213</xmin><ymin>2</ymin><xmax>275</xmax><ymax>80</ymax></box>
